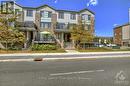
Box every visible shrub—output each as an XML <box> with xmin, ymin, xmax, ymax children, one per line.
<box><xmin>31</xmin><ymin>44</ymin><xmax>57</xmax><ymax>51</ymax></box>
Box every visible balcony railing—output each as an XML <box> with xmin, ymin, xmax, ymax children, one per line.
<box><xmin>34</xmin><ymin>38</ymin><xmax>55</xmax><ymax>43</ymax></box>
<box><xmin>55</xmin><ymin>24</ymin><xmax>70</xmax><ymax>32</ymax></box>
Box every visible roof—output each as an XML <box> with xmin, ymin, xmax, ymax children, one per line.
<box><xmin>114</xmin><ymin>23</ymin><xmax>130</xmax><ymax>29</ymax></box>
<box><xmin>15</xmin><ymin>0</ymin><xmax>94</xmax><ymax>14</ymax></box>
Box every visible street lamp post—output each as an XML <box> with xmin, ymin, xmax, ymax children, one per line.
<box><xmin>129</xmin><ymin>8</ymin><xmax>130</xmax><ymax>23</ymax></box>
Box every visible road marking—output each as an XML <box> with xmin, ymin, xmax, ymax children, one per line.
<box><xmin>0</xmin><ymin>59</ymin><xmax>33</xmax><ymax>62</ymax></box>
<box><xmin>50</xmin><ymin>70</ymin><xmax>104</xmax><ymax>76</ymax></box>
<box><xmin>96</xmin><ymin>70</ymin><xmax>104</xmax><ymax>72</ymax></box>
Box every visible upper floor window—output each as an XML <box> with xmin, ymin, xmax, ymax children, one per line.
<box><xmin>88</xmin><ymin>15</ymin><xmax>91</xmax><ymax>20</ymax></box>
<box><xmin>58</xmin><ymin>12</ymin><xmax>64</xmax><ymax>19</ymax></box>
<box><xmin>70</xmin><ymin>13</ymin><xmax>76</xmax><ymax>20</ymax></box>
<box><xmin>15</xmin><ymin>9</ymin><xmax>20</xmax><ymax>15</ymax></box>
<box><xmin>41</xmin><ymin>11</ymin><xmax>52</xmax><ymax>18</ymax></box>
<box><xmin>48</xmin><ymin>11</ymin><xmax>52</xmax><ymax>18</ymax></box>
<box><xmin>82</xmin><ymin>14</ymin><xmax>91</xmax><ymax>20</ymax></box>
<box><xmin>41</xmin><ymin>22</ymin><xmax>51</xmax><ymax>29</ymax></box>
<box><xmin>26</xmin><ymin>10</ymin><xmax>33</xmax><ymax>17</ymax></box>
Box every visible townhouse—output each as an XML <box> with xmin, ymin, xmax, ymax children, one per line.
<box><xmin>114</xmin><ymin>23</ymin><xmax>130</xmax><ymax>47</ymax></box>
<box><xmin>14</xmin><ymin>2</ymin><xmax>95</xmax><ymax>48</ymax></box>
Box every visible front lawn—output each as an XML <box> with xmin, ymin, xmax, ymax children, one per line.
<box><xmin>0</xmin><ymin>49</ymin><xmax>66</xmax><ymax>54</ymax></box>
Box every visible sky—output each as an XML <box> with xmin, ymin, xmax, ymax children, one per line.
<box><xmin>1</xmin><ymin>0</ymin><xmax>130</xmax><ymax>37</ymax></box>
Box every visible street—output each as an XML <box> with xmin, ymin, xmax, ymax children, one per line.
<box><xmin>0</xmin><ymin>57</ymin><xmax>130</xmax><ymax>86</ymax></box>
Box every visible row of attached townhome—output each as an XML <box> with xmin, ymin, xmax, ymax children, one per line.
<box><xmin>114</xmin><ymin>23</ymin><xmax>130</xmax><ymax>47</ymax></box>
<box><xmin>14</xmin><ymin>2</ymin><xmax>95</xmax><ymax>49</ymax></box>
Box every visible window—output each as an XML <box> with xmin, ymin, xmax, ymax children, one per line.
<box><xmin>82</xmin><ymin>14</ymin><xmax>91</xmax><ymax>20</ymax></box>
<box><xmin>56</xmin><ymin>23</ymin><xmax>65</xmax><ymax>29</ymax></box>
<box><xmin>40</xmin><ymin>11</ymin><xmax>52</xmax><ymax>18</ymax></box>
<box><xmin>88</xmin><ymin>15</ymin><xmax>91</xmax><ymax>20</ymax></box>
<box><xmin>26</xmin><ymin>10</ymin><xmax>33</xmax><ymax>17</ymax></box>
<box><xmin>58</xmin><ymin>12</ymin><xmax>64</xmax><ymax>19</ymax></box>
<box><xmin>48</xmin><ymin>11</ymin><xmax>52</xmax><ymax>18</ymax></box>
<box><xmin>41</xmin><ymin>22</ymin><xmax>51</xmax><ymax>29</ymax></box>
<box><xmin>40</xmin><ymin>11</ymin><xmax>44</xmax><ymax>17</ymax></box>
<box><xmin>15</xmin><ymin>9</ymin><xmax>20</xmax><ymax>15</ymax></box>
<box><xmin>70</xmin><ymin>13</ymin><xmax>76</xmax><ymax>20</ymax></box>
<box><xmin>82</xmin><ymin>14</ymin><xmax>87</xmax><ymax>20</ymax></box>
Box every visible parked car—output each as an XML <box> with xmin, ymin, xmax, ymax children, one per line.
<box><xmin>106</xmin><ymin>44</ymin><xmax>117</xmax><ymax>47</ymax></box>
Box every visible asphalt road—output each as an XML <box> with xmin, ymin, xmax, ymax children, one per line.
<box><xmin>0</xmin><ymin>57</ymin><xmax>130</xmax><ymax>86</ymax></box>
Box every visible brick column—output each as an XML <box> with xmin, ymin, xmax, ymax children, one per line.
<box><xmin>78</xmin><ymin>15</ymin><xmax>82</xmax><ymax>24</ymax></box>
<box><xmin>35</xmin><ymin>12</ymin><xmax>40</xmax><ymax>30</ymax></box>
<box><xmin>51</xmin><ymin>13</ymin><xmax>57</xmax><ymax>31</ymax></box>
<box><xmin>90</xmin><ymin>17</ymin><xmax>95</xmax><ymax>35</ymax></box>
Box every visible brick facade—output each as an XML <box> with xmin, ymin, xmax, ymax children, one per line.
<box><xmin>114</xmin><ymin>26</ymin><xmax>122</xmax><ymax>46</ymax></box>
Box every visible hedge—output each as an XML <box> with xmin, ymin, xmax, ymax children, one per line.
<box><xmin>31</xmin><ymin>44</ymin><xmax>57</xmax><ymax>50</ymax></box>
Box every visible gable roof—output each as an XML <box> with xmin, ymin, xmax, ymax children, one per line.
<box><xmin>114</xmin><ymin>23</ymin><xmax>130</xmax><ymax>29</ymax></box>
<box><xmin>15</xmin><ymin>0</ymin><xmax>94</xmax><ymax>14</ymax></box>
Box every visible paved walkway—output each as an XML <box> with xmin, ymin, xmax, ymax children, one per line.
<box><xmin>65</xmin><ymin>50</ymin><xmax>79</xmax><ymax>53</ymax></box>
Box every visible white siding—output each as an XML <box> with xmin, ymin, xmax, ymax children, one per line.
<box><xmin>23</xmin><ymin>9</ymin><xmax>36</xmax><ymax>22</ymax></box>
<box><xmin>57</xmin><ymin>12</ymin><xmax>78</xmax><ymax>24</ymax></box>
<box><xmin>37</xmin><ymin>6</ymin><xmax>56</xmax><ymax>22</ymax></box>
<box><xmin>14</xmin><ymin>4</ymin><xmax>22</xmax><ymax>11</ymax></box>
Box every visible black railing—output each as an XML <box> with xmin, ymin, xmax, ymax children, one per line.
<box><xmin>34</xmin><ymin>38</ymin><xmax>55</xmax><ymax>43</ymax></box>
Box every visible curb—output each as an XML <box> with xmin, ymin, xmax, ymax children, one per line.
<box><xmin>0</xmin><ymin>55</ymin><xmax>130</xmax><ymax>62</ymax></box>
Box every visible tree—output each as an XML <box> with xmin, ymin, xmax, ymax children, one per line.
<box><xmin>70</xmin><ymin>21</ymin><xmax>94</xmax><ymax>49</ymax></box>
<box><xmin>51</xmin><ymin>16</ymin><xmax>64</xmax><ymax>49</ymax></box>
<box><xmin>0</xmin><ymin>14</ymin><xmax>25</xmax><ymax>50</ymax></box>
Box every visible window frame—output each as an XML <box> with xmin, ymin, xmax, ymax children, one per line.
<box><xmin>26</xmin><ymin>9</ymin><xmax>33</xmax><ymax>17</ymax></box>
<box><xmin>70</xmin><ymin>13</ymin><xmax>76</xmax><ymax>20</ymax></box>
<box><xmin>58</xmin><ymin>12</ymin><xmax>64</xmax><ymax>19</ymax></box>
<box><xmin>40</xmin><ymin>11</ymin><xmax>52</xmax><ymax>18</ymax></box>
<box><xmin>40</xmin><ymin>22</ymin><xmax>52</xmax><ymax>29</ymax></box>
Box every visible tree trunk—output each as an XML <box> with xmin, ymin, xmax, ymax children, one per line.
<box><xmin>5</xmin><ymin>41</ymin><xmax>8</xmax><ymax>50</ymax></box>
<box><xmin>0</xmin><ymin>42</ymin><xmax>5</xmax><ymax>49</ymax></box>
<box><xmin>52</xmin><ymin>34</ymin><xmax>64</xmax><ymax>49</ymax></box>
<box><xmin>72</xmin><ymin>40</ymin><xmax>76</xmax><ymax>49</ymax></box>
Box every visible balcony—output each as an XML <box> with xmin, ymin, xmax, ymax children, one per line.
<box><xmin>55</xmin><ymin>24</ymin><xmax>70</xmax><ymax>32</ymax></box>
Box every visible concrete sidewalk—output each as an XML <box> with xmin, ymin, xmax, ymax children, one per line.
<box><xmin>0</xmin><ymin>51</ymin><xmax>130</xmax><ymax>62</ymax></box>
<box><xmin>0</xmin><ymin>51</ymin><xmax>130</xmax><ymax>56</ymax></box>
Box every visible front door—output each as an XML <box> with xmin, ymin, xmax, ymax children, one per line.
<box><xmin>64</xmin><ymin>33</ymin><xmax>71</xmax><ymax>42</ymax></box>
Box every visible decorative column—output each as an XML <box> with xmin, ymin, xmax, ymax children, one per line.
<box><xmin>61</xmin><ymin>32</ymin><xmax>64</xmax><ymax>48</ymax></box>
<box><xmin>32</xmin><ymin>31</ymin><xmax>36</xmax><ymax>44</ymax></box>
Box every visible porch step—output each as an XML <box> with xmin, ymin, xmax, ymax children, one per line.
<box><xmin>65</xmin><ymin>42</ymin><xmax>74</xmax><ymax>50</ymax></box>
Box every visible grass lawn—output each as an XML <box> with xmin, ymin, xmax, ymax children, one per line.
<box><xmin>78</xmin><ymin>47</ymin><xmax>130</xmax><ymax>52</ymax></box>
<box><xmin>0</xmin><ymin>49</ymin><xmax>66</xmax><ymax>54</ymax></box>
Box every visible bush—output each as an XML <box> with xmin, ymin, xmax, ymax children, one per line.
<box><xmin>8</xmin><ymin>47</ymin><xmax>22</xmax><ymax>50</ymax></box>
<box><xmin>31</xmin><ymin>44</ymin><xmax>57</xmax><ymax>51</ymax></box>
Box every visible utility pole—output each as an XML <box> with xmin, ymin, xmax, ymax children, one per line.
<box><xmin>129</xmin><ymin>8</ymin><xmax>130</xmax><ymax>24</ymax></box>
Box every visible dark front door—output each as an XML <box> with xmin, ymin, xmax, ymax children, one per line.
<box><xmin>64</xmin><ymin>33</ymin><xmax>71</xmax><ymax>42</ymax></box>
